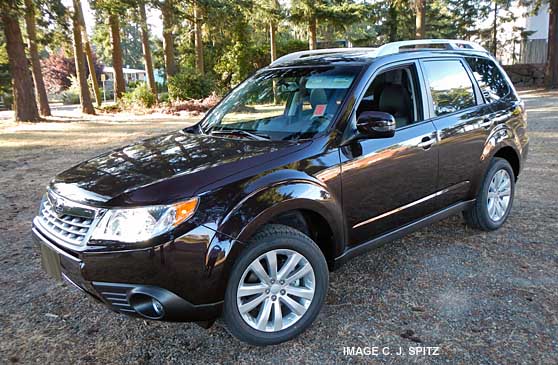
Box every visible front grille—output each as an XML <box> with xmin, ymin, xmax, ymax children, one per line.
<box><xmin>37</xmin><ymin>193</ymin><xmax>96</xmax><ymax>247</ymax></box>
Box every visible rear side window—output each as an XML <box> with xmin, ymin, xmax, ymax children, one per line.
<box><xmin>422</xmin><ymin>60</ymin><xmax>476</xmax><ymax>117</ymax></box>
<box><xmin>465</xmin><ymin>57</ymin><xmax>510</xmax><ymax>102</ymax></box>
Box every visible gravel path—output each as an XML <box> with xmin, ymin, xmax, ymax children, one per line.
<box><xmin>0</xmin><ymin>91</ymin><xmax>557</xmax><ymax>364</ymax></box>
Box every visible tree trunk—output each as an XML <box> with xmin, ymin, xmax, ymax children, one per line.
<box><xmin>545</xmin><ymin>0</ymin><xmax>558</xmax><ymax>89</ymax></box>
<box><xmin>74</xmin><ymin>0</ymin><xmax>101</xmax><ymax>106</ymax></box>
<box><xmin>193</xmin><ymin>2</ymin><xmax>204</xmax><ymax>74</ymax></box>
<box><xmin>162</xmin><ymin>0</ymin><xmax>177</xmax><ymax>78</ymax></box>
<box><xmin>492</xmin><ymin>1</ymin><xmax>498</xmax><ymax>57</ymax></box>
<box><xmin>23</xmin><ymin>0</ymin><xmax>50</xmax><ymax>117</ymax></box>
<box><xmin>415</xmin><ymin>0</ymin><xmax>426</xmax><ymax>39</ymax></box>
<box><xmin>109</xmin><ymin>13</ymin><xmax>126</xmax><ymax>100</ymax></box>
<box><xmin>139</xmin><ymin>2</ymin><xmax>157</xmax><ymax>99</ymax></box>
<box><xmin>308</xmin><ymin>17</ymin><xmax>317</xmax><ymax>50</ymax></box>
<box><xmin>270</xmin><ymin>21</ymin><xmax>277</xmax><ymax>62</ymax></box>
<box><xmin>2</xmin><ymin>11</ymin><xmax>40</xmax><ymax>121</ymax></box>
<box><xmin>388</xmin><ymin>3</ymin><xmax>398</xmax><ymax>42</ymax></box>
<box><xmin>72</xmin><ymin>16</ymin><xmax>95</xmax><ymax>114</ymax></box>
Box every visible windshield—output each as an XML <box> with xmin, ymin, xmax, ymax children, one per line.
<box><xmin>201</xmin><ymin>65</ymin><xmax>362</xmax><ymax>141</ymax></box>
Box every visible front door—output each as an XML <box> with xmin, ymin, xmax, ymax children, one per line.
<box><xmin>340</xmin><ymin>62</ymin><xmax>439</xmax><ymax>246</ymax></box>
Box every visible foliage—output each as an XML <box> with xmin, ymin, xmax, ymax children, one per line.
<box><xmin>41</xmin><ymin>51</ymin><xmax>75</xmax><ymax>94</ymax></box>
<box><xmin>91</xmin><ymin>10</ymin><xmax>144</xmax><ymax>70</ymax></box>
<box><xmin>122</xmin><ymin>82</ymin><xmax>156</xmax><ymax>108</ymax></box>
<box><xmin>214</xmin><ymin>41</ymin><xmax>268</xmax><ymax>89</ymax></box>
<box><xmin>126</xmin><ymin>80</ymin><xmax>142</xmax><ymax>91</ymax></box>
<box><xmin>0</xmin><ymin>32</ymin><xmax>11</xmax><ymax>97</ymax></box>
<box><xmin>40</xmin><ymin>51</ymin><xmax>103</xmax><ymax>94</ymax></box>
<box><xmin>168</xmin><ymin>67</ymin><xmax>214</xmax><ymax>100</ymax></box>
<box><xmin>3</xmin><ymin>94</ymin><xmax>14</xmax><ymax>109</ymax></box>
<box><xmin>61</xmin><ymin>76</ymin><xmax>81</xmax><ymax>105</ymax></box>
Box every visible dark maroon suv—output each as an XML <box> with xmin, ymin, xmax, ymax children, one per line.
<box><xmin>33</xmin><ymin>39</ymin><xmax>528</xmax><ymax>345</ymax></box>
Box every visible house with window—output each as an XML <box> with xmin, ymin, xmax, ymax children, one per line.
<box><xmin>499</xmin><ymin>2</ymin><xmax>549</xmax><ymax>64</ymax></box>
<box><xmin>102</xmin><ymin>66</ymin><xmax>147</xmax><ymax>85</ymax></box>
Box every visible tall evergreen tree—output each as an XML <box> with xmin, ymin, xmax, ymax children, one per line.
<box><xmin>23</xmin><ymin>0</ymin><xmax>51</xmax><ymax>116</ymax></box>
<box><xmin>92</xmin><ymin>0</ymin><xmax>127</xmax><ymax>100</ymax></box>
<box><xmin>72</xmin><ymin>13</ymin><xmax>95</xmax><ymax>114</ymax></box>
<box><xmin>138</xmin><ymin>1</ymin><xmax>157</xmax><ymax>98</ymax></box>
<box><xmin>1</xmin><ymin>0</ymin><xmax>41</xmax><ymax>121</ymax></box>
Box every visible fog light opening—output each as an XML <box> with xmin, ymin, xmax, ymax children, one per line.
<box><xmin>152</xmin><ymin>298</ymin><xmax>164</xmax><ymax>317</ymax></box>
<box><xmin>129</xmin><ymin>293</ymin><xmax>165</xmax><ymax>319</ymax></box>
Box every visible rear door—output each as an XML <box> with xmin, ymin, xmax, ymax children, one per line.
<box><xmin>419</xmin><ymin>58</ymin><xmax>488</xmax><ymax>209</ymax></box>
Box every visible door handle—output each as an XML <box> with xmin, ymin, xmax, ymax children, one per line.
<box><xmin>480</xmin><ymin>118</ymin><xmax>493</xmax><ymax>129</ymax></box>
<box><xmin>417</xmin><ymin>136</ymin><xmax>435</xmax><ymax>149</ymax></box>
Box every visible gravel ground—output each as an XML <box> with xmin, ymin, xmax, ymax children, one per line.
<box><xmin>0</xmin><ymin>91</ymin><xmax>557</xmax><ymax>364</ymax></box>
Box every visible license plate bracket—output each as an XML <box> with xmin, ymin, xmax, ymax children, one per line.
<box><xmin>41</xmin><ymin>243</ymin><xmax>62</xmax><ymax>282</ymax></box>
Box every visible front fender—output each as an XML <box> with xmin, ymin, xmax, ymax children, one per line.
<box><xmin>201</xmin><ymin>179</ymin><xmax>344</xmax><ymax>300</ymax></box>
<box><xmin>223</xmin><ymin>179</ymin><xmax>343</xmax><ymax>247</ymax></box>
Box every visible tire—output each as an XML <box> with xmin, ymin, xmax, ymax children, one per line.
<box><xmin>223</xmin><ymin>224</ymin><xmax>329</xmax><ymax>346</ymax></box>
<box><xmin>464</xmin><ymin>157</ymin><xmax>515</xmax><ymax>231</ymax></box>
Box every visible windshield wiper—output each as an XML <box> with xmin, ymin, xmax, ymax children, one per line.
<box><xmin>210</xmin><ymin>129</ymin><xmax>270</xmax><ymax>141</ymax></box>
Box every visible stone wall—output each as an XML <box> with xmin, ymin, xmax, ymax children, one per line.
<box><xmin>503</xmin><ymin>64</ymin><xmax>546</xmax><ymax>87</ymax></box>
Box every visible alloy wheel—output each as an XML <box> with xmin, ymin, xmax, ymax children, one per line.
<box><xmin>487</xmin><ymin>169</ymin><xmax>512</xmax><ymax>221</ymax></box>
<box><xmin>236</xmin><ymin>249</ymin><xmax>315</xmax><ymax>332</ymax></box>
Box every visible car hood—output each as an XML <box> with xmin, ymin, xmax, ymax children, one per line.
<box><xmin>50</xmin><ymin>130</ymin><xmax>307</xmax><ymax>206</ymax></box>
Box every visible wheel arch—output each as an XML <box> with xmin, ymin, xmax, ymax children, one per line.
<box><xmin>493</xmin><ymin>145</ymin><xmax>520</xmax><ymax>180</ymax></box>
<box><xmin>212</xmin><ymin>180</ymin><xmax>344</xmax><ymax>273</ymax></box>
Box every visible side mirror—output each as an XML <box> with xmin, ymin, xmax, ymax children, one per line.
<box><xmin>356</xmin><ymin>111</ymin><xmax>396</xmax><ymax>139</ymax></box>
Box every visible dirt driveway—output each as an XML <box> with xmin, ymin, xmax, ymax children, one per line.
<box><xmin>0</xmin><ymin>91</ymin><xmax>557</xmax><ymax>364</ymax></box>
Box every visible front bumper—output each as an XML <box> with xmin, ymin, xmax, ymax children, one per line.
<box><xmin>32</xmin><ymin>224</ymin><xmax>223</xmax><ymax>322</ymax></box>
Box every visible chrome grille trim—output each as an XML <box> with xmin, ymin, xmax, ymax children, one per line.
<box><xmin>36</xmin><ymin>190</ymin><xmax>103</xmax><ymax>247</ymax></box>
<box><xmin>92</xmin><ymin>282</ymin><xmax>137</xmax><ymax>314</ymax></box>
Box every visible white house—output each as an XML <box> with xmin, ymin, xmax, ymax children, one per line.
<box><xmin>497</xmin><ymin>2</ymin><xmax>549</xmax><ymax>64</ymax></box>
<box><xmin>102</xmin><ymin>66</ymin><xmax>147</xmax><ymax>84</ymax></box>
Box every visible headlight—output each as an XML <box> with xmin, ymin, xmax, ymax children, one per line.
<box><xmin>91</xmin><ymin>197</ymin><xmax>198</xmax><ymax>243</ymax></box>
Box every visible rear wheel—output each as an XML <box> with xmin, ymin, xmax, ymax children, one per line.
<box><xmin>223</xmin><ymin>224</ymin><xmax>328</xmax><ymax>345</ymax></box>
<box><xmin>464</xmin><ymin>157</ymin><xmax>515</xmax><ymax>231</ymax></box>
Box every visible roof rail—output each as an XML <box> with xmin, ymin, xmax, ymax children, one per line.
<box><xmin>269</xmin><ymin>39</ymin><xmax>487</xmax><ymax>67</ymax></box>
<box><xmin>375</xmin><ymin>39</ymin><xmax>487</xmax><ymax>57</ymax></box>
<box><xmin>270</xmin><ymin>47</ymin><xmax>376</xmax><ymax>66</ymax></box>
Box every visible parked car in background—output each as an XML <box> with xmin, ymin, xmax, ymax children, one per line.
<box><xmin>33</xmin><ymin>39</ymin><xmax>528</xmax><ymax>345</ymax></box>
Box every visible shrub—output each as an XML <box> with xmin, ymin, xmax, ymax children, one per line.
<box><xmin>2</xmin><ymin>94</ymin><xmax>13</xmax><ymax>110</ymax></box>
<box><xmin>159</xmin><ymin>92</ymin><xmax>170</xmax><ymax>103</ymax></box>
<box><xmin>126</xmin><ymin>80</ymin><xmax>141</xmax><ymax>91</ymax></box>
<box><xmin>61</xmin><ymin>76</ymin><xmax>81</xmax><ymax>105</ymax></box>
<box><xmin>160</xmin><ymin>92</ymin><xmax>221</xmax><ymax>115</ymax></box>
<box><xmin>168</xmin><ymin>68</ymin><xmax>214</xmax><ymax>100</ymax></box>
<box><xmin>121</xmin><ymin>82</ymin><xmax>156</xmax><ymax>109</ymax></box>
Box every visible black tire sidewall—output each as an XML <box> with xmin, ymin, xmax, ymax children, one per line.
<box><xmin>478</xmin><ymin>158</ymin><xmax>515</xmax><ymax>230</ymax></box>
<box><xmin>223</xmin><ymin>226</ymin><xmax>329</xmax><ymax>346</ymax></box>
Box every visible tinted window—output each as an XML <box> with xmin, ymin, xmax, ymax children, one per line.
<box><xmin>466</xmin><ymin>57</ymin><xmax>510</xmax><ymax>102</ymax></box>
<box><xmin>422</xmin><ymin>60</ymin><xmax>476</xmax><ymax>116</ymax></box>
<box><xmin>356</xmin><ymin>66</ymin><xmax>422</xmax><ymax>129</ymax></box>
<box><xmin>202</xmin><ymin>66</ymin><xmax>361</xmax><ymax>141</ymax></box>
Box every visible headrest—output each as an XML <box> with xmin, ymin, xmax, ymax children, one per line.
<box><xmin>309</xmin><ymin>89</ymin><xmax>327</xmax><ymax>109</ymax></box>
<box><xmin>378</xmin><ymin>84</ymin><xmax>409</xmax><ymax>116</ymax></box>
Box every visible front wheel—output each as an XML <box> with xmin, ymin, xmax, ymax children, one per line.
<box><xmin>223</xmin><ymin>224</ymin><xmax>329</xmax><ymax>346</ymax></box>
<box><xmin>464</xmin><ymin>157</ymin><xmax>515</xmax><ymax>231</ymax></box>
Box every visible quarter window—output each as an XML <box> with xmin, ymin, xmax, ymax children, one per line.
<box><xmin>422</xmin><ymin>60</ymin><xmax>476</xmax><ymax>117</ymax></box>
<box><xmin>465</xmin><ymin>57</ymin><xmax>510</xmax><ymax>102</ymax></box>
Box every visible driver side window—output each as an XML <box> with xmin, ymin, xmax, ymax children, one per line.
<box><xmin>356</xmin><ymin>65</ymin><xmax>423</xmax><ymax>129</ymax></box>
